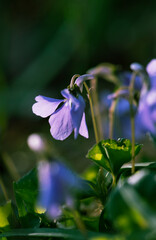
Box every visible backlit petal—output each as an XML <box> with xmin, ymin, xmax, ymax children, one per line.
<box><xmin>79</xmin><ymin>112</ymin><xmax>89</xmax><ymax>138</ymax></box>
<box><xmin>32</xmin><ymin>95</ymin><xmax>63</xmax><ymax>118</ymax></box>
<box><xmin>70</xmin><ymin>94</ymin><xmax>86</xmax><ymax>139</ymax></box>
<box><xmin>146</xmin><ymin>59</ymin><xmax>156</xmax><ymax>77</ymax></box>
<box><xmin>49</xmin><ymin>102</ymin><xmax>73</xmax><ymax>140</ymax></box>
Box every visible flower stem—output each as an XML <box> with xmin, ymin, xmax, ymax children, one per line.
<box><xmin>129</xmin><ymin>72</ymin><xmax>137</xmax><ymax>174</ymax></box>
<box><xmin>0</xmin><ymin>176</ymin><xmax>9</xmax><ymax>201</ymax></box>
<box><xmin>112</xmin><ymin>173</ymin><xmax>116</xmax><ymax>188</ymax></box>
<box><xmin>84</xmin><ymin>82</ymin><xmax>100</xmax><ymax>144</ymax></box>
<box><xmin>70</xmin><ymin>74</ymin><xmax>80</xmax><ymax>89</ymax></box>
<box><xmin>109</xmin><ymin>99</ymin><xmax>117</xmax><ymax>139</ymax></box>
<box><xmin>90</xmin><ymin>77</ymin><xmax>103</xmax><ymax>140</ymax></box>
<box><xmin>72</xmin><ymin>209</ymin><xmax>87</xmax><ymax>239</ymax></box>
<box><xmin>2</xmin><ymin>152</ymin><xmax>20</xmax><ymax>181</ymax></box>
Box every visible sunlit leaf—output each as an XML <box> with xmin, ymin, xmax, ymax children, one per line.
<box><xmin>0</xmin><ymin>201</ymin><xmax>12</xmax><ymax>231</ymax></box>
<box><xmin>86</xmin><ymin>139</ymin><xmax>142</xmax><ymax>176</ymax></box>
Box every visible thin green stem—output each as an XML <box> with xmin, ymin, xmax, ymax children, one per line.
<box><xmin>130</xmin><ymin>114</ymin><xmax>135</xmax><ymax>174</ymax></box>
<box><xmin>109</xmin><ymin>99</ymin><xmax>118</xmax><ymax>139</ymax></box>
<box><xmin>2</xmin><ymin>152</ymin><xmax>20</xmax><ymax>181</ymax></box>
<box><xmin>112</xmin><ymin>173</ymin><xmax>116</xmax><ymax>188</ymax></box>
<box><xmin>70</xmin><ymin>74</ymin><xmax>80</xmax><ymax>89</ymax></box>
<box><xmin>72</xmin><ymin>209</ymin><xmax>87</xmax><ymax>239</ymax></box>
<box><xmin>90</xmin><ymin>78</ymin><xmax>103</xmax><ymax>140</ymax></box>
<box><xmin>0</xmin><ymin>176</ymin><xmax>9</xmax><ymax>201</ymax></box>
<box><xmin>84</xmin><ymin>82</ymin><xmax>100</xmax><ymax>144</ymax></box>
<box><xmin>129</xmin><ymin>72</ymin><xmax>137</xmax><ymax>174</ymax></box>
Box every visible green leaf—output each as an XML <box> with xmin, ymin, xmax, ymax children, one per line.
<box><xmin>83</xmin><ymin>216</ymin><xmax>99</xmax><ymax>232</ymax></box>
<box><xmin>82</xmin><ymin>164</ymin><xmax>99</xmax><ymax>183</ymax></box>
<box><xmin>14</xmin><ymin>168</ymin><xmax>38</xmax><ymax>216</ymax></box>
<box><xmin>127</xmin><ymin>229</ymin><xmax>156</xmax><ymax>240</ymax></box>
<box><xmin>0</xmin><ymin>228</ymin><xmax>124</xmax><ymax>240</ymax></box>
<box><xmin>13</xmin><ymin>168</ymin><xmax>40</xmax><ymax>228</ymax></box>
<box><xmin>127</xmin><ymin>169</ymin><xmax>156</xmax><ymax>211</ymax></box>
<box><xmin>118</xmin><ymin>162</ymin><xmax>156</xmax><ymax>179</ymax></box>
<box><xmin>0</xmin><ymin>201</ymin><xmax>19</xmax><ymax>233</ymax></box>
<box><xmin>106</xmin><ymin>171</ymin><xmax>156</xmax><ymax>233</ymax></box>
<box><xmin>0</xmin><ymin>201</ymin><xmax>12</xmax><ymax>231</ymax></box>
<box><xmin>86</xmin><ymin>139</ymin><xmax>142</xmax><ymax>176</ymax></box>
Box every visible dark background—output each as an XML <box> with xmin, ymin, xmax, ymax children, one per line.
<box><xmin>0</xmin><ymin>0</ymin><xmax>156</xmax><ymax>200</ymax></box>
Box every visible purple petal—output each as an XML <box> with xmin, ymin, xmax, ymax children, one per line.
<box><xmin>37</xmin><ymin>161</ymin><xmax>52</xmax><ymax>209</ymax></box>
<box><xmin>146</xmin><ymin>90</ymin><xmax>156</xmax><ymax>106</ymax></box>
<box><xmin>79</xmin><ymin>112</ymin><xmax>89</xmax><ymax>138</ymax></box>
<box><xmin>146</xmin><ymin>59</ymin><xmax>156</xmax><ymax>77</ymax></box>
<box><xmin>138</xmin><ymin>93</ymin><xmax>156</xmax><ymax>134</ymax></box>
<box><xmin>32</xmin><ymin>95</ymin><xmax>63</xmax><ymax>118</ymax></box>
<box><xmin>130</xmin><ymin>63</ymin><xmax>143</xmax><ymax>72</ymax></box>
<box><xmin>70</xmin><ymin>95</ymin><xmax>86</xmax><ymax>139</ymax></box>
<box><xmin>75</xmin><ymin>74</ymin><xmax>94</xmax><ymax>91</ymax></box>
<box><xmin>48</xmin><ymin>204</ymin><xmax>62</xmax><ymax>219</ymax></box>
<box><xmin>116</xmin><ymin>98</ymin><xmax>130</xmax><ymax>116</ymax></box>
<box><xmin>146</xmin><ymin>59</ymin><xmax>156</xmax><ymax>88</ymax></box>
<box><xmin>49</xmin><ymin>102</ymin><xmax>73</xmax><ymax>140</ymax></box>
<box><xmin>61</xmin><ymin>89</ymin><xmax>71</xmax><ymax>100</ymax></box>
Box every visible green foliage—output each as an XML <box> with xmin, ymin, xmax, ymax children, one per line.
<box><xmin>106</xmin><ymin>168</ymin><xmax>156</xmax><ymax>238</ymax></box>
<box><xmin>1</xmin><ymin>1</ymin><xmax>156</xmax><ymax>238</ymax></box>
<box><xmin>13</xmin><ymin>168</ymin><xmax>40</xmax><ymax>228</ymax></box>
<box><xmin>0</xmin><ymin>201</ymin><xmax>13</xmax><ymax>232</ymax></box>
<box><xmin>0</xmin><ymin>142</ymin><xmax>156</xmax><ymax>239</ymax></box>
<box><xmin>0</xmin><ymin>228</ymin><xmax>125</xmax><ymax>240</ymax></box>
<box><xmin>86</xmin><ymin>139</ymin><xmax>142</xmax><ymax>176</ymax></box>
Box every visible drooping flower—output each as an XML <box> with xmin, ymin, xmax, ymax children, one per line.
<box><xmin>130</xmin><ymin>62</ymin><xmax>143</xmax><ymax>72</ymax></box>
<box><xmin>32</xmin><ymin>88</ymin><xmax>88</xmax><ymax>140</ymax></box>
<box><xmin>136</xmin><ymin>59</ymin><xmax>156</xmax><ymax>137</ymax></box>
<box><xmin>137</xmin><ymin>89</ymin><xmax>156</xmax><ymax>137</ymax></box>
<box><xmin>37</xmin><ymin>161</ymin><xmax>92</xmax><ymax>219</ymax></box>
<box><xmin>146</xmin><ymin>59</ymin><xmax>156</xmax><ymax>88</ymax></box>
<box><xmin>100</xmin><ymin>66</ymin><xmax>144</xmax><ymax>139</ymax></box>
<box><xmin>120</xmin><ymin>71</ymin><xmax>142</xmax><ymax>91</ymax></box>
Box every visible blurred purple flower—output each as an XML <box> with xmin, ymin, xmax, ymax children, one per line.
<box><xmin>37</xmin><ymin>161</ymin><xmax>92</xmax><ymax>219</ymax></box>
<box><xmin>137</xmin><ymin>89</ymin><xmax>156</xmax><ymax>136</ymax></box>
<box><xmin>32</xmin><ymin>89</ymin><xmax>88</xmax><ymax>140</ymax></box>
<box><xmin>108</xmin><ymin>89</ymin><xmax>129</xmax><ymax>101</ymax></box>
<box><xmin>119</xmin><ymin>71</ymin><xmax>142</xmax><ymax>91</ymax></box>
<box><xmin>136</xmin><ymin>59</ymin><xmax>156</xmax><ymax>137</ymax></box>
<box><xmin>130</xmin><ymin>62</ymin><xmax>143</xmax><ymax>72</ymax></box>
<box><xmin>100</xmin><ymin>59</ymin><xmax>156</xmax><ymax>139</ymax></box>
<box><xmin>146</xmin><ymin>59</ymin><xmax>156</xmax><ymax>88</ymax></box>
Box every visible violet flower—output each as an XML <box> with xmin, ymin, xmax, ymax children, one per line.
<box><xmin>146</xmin><ymin>59</ymin><xmax>156</xmax><ymax>88</ymax></box>
<box><xmin>37</xmin><ymin>161</ymin><xmax>92</xmax><ymax>219</ymax></box>
<box><xmin>120</xmin><ymin>71</ymin><xmax>142</xmax><ymax>91</ymax></box>
<box><xmin>32</xmin><ymin>88</ymin><xmax>88</xmax><ymax>140</ymax></box>
<box><xmin>137</xmin><ymin>89</ymin><xmax>156</xmax><ymax>136</ymax></box>
<box><xmin>136</xmin><ymin>59</ymin><xmax>156</xmax><ymax>137</ymax></box>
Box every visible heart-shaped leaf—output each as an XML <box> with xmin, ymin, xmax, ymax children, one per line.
<box><xmin>86</xmin><ymin>138</ymin><xmax>142</xmax><ymax>176</ymax></box>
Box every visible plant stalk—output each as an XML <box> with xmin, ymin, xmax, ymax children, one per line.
<box><xmin>109</xmin><ymin>99</ymin><xmax>118</xmax><ymax>139</ymax></box>
<box><xmin>84</xmin><ymin>82</ymin><xmax>100</xmax><ymax>144</ymax></box>
<box><xmin>129</xmin><ymin>72</ymin><xmax>137</xmax><ymax>174</ymax></box>
<box><xmin>0</xmin><ymin>176</ymin><xmax>9</xmax><ymax>201</ymax></box>
<box><xmin>70</xmin><ymin>74</ymin><xmax>80</xmax><ymax>89</ymax></box>
<box><xmin>90</xmin><ymin>78</ymin><xmax>103</xmax><ymax>140</ymax></box>
<box><xmin>72</xmin><ymin>209</ymin><xmax>87</xmax><ymax>239</ymax></box>
<box><xmin>2</xmin><ymin>152</ymin><xmax>20</xmax><ymax>181</ymax></box>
